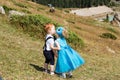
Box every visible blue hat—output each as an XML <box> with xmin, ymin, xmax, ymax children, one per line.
<box><xmin>56</xmin><ymin>27</ymin><xmax>64</xmax><ymax>37</ymax></box>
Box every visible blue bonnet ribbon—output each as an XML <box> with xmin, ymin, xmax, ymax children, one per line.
<box><xmin>56</xmin><ymin>27</ymin><xmax>64</xmax><ymax>37</ymax></box>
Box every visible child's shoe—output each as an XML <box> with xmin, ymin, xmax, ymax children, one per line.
<box><xmin>44</xmin><ymin>69</ymin><xmax>48</xmax><ymax>73</ymax></box>
<box><xmin>60</xmin><ymin>73</ymin><xmax>66</xmax><ymax>78</ymax></box>
<box><xmin>67</xmin><ymin>74</ymin><xmax>72</xmax><ymax>78</ymax></box>
<box><xmin>50</xmin><ymin>71</ymin><xmax>54</xmax><ymax>75</ymax></box>
<box><xmin>67</xmin><ymin>72</ymin><xmax>73</xmax><ymax>78</ymax></box>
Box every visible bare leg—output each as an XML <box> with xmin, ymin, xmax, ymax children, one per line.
<box><xmin>61</xmin><ymin>73</ymin><xmax>66</xmax><ymax>78</ymax></box>
<box><xmin>68</xmin><ymin>71</ymin><xmax>73</xmax><ymax>78</ymax></box>
<box><xmin>50</xmin><ymin>65</ymin><xmax>54</xmax><ymax>75</ymax></box>
<box><xmin>68</xmin><ymin>71</ymin><xmax>72</xmax><ymax>75</ymax></box>
<box><xmin>44</xmin><ymin>63</ymin><xmax>48</xmax><ymax>72</ymax></box>
<box><xmin>116</xmin><ymin>21</ymin><xmax>120</xmax><ymax>27</ymax></box>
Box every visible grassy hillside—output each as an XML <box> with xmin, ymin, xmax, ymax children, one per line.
<box><xmin>0</xmin><ymin>0</ymin><xmax>120</xmax><ymax>80</ymax></box>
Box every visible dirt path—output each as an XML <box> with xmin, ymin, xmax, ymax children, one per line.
<box><xmin>70</xmin><ymin>6</ymin><xmax>113</xmax><ymax>17</ymax></box>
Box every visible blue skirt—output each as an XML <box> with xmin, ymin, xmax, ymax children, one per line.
<box><xmin>55</xmin><ymin>46</ymin><xmax>85</xmax><ymax>73</ymax></box>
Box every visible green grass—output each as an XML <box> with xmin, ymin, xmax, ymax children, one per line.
<box><xmin>11</xmin><ymin>0</ymin><xmax>27</xmax><ymax>8</ymax></box>
<box><xmin>0</xmin><ymin>15</ymin><xmax>44</xmax><ymax>79</ymax></box>
<box><xmin>106</xmin><ymin>27</ymin><xmax>118</xmax><ymax>33</ymax></box>
<box><xmin>14</xmin><ymin>3</ymin><xmax>27</xmax><ymax>8</ymax></box>
<box><xmin>21</xmin><ymin>9</ymin><xmax>31</xmax><ymax>14</ymax></box>
<box><xmin>0</xmin><ymin>15</ymin><xmax>120</xmax><ymax>80</ymax></box>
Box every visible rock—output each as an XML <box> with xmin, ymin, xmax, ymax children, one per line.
<box><xmin>0</xmin><ymin>6</ymin><xmax>5</xmax><ymax>14</ymax></box>
<box><xmin>8</xmin><ymin>10</ymin><xmax>25</xmax><ymax>17</ymax></box>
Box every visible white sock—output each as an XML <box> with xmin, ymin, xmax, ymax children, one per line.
<box><xmin>50</xmin><ymin>71</ymin><xmax>54</xmax><ymax>75</ymax></box>
<box><xmin>62</xmin><ymin>73</ymin><xmax>66</xmax><ymax>78</ymax></box>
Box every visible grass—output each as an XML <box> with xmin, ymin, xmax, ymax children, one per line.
<box><xmin>14</xmin><ymin>2</ymin><xmax>27</xmax><ymax>8</ymax></box>
<box><xmin>0</xmin><ymin>15</ymin><xmax>44</xmax><ymax>79</ymax></box>
<box><xmin>21</xmin><ymin>9</ymin><xmax>31</xmax><ymax>14</ymax></box>
<box><xmin>106</xmin><ymin>27</ymin><xmax>118</xmax><ymax>33</ymax></box>
<box><xmin>0</xmin><ymin>15</ymin><xmax>120</xmax><ymax>80</ymax></box>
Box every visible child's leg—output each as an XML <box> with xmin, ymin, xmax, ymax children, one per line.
<box><xmin>50</xmin><ymin>51</ymin><xmax>55</xmax><ymax>75</ymax></box>
<box><xmin>68</xmin><ymin>71</ymin><xmax>72</xmax><ymax>75</ymax></box>
<box><xmin>44</xmin><ymin>63</ymin><xmax>48</xmax><ymax>72</ymax></box>
<box><xmin>50</xmin><ymin>65</ymin><xmax>54</xmax><ymax>75</ymax></box>
<box><xmin>43</xmin><ymin>51</ymin><xmax>49</xmax><ymax>72</ymax></box>
<box><xmin>61</xmin><ymin>73</ymin><xmax>66</xmax><ymax>78</ymax></box>
<box><xmin>68</xmin><ymin>71</ymin><xmax>72</xmax><ymax>78</ymax></box>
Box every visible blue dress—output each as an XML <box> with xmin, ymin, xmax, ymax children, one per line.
<box><xmin>55</xmin><ymin>37</ymin><xmax>85</xmax><ymax>73</ymax></box>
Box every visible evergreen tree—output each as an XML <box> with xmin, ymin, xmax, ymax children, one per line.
<box><xmin>32</xmin><ymin>0</ymin><xmax>111</xmax><ymax>8</ymax></box>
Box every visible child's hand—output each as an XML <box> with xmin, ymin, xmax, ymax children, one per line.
<box><xmin>50</xmin><ymin>41</ymin><xmax>60</xmax><ymax>50</ymax></box>
<box><xmin>53</xmin><ymin>50</ymin><xmax>58</xmax><ymax>57</ymax></box>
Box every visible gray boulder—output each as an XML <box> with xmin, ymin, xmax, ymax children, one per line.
<box><xmin>0</xmin><ymin>6</ymin><xmax>5</xmax><ymax>14</ymax></box>
<box><xmin>9</xmin><ymin>10</ymin><xmax>25</xmax><ymax>17</ymax></box>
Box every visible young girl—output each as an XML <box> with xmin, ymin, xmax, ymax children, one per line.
<box><xmin>55</xmin><ymin>27</ymin><xmax>85</xmax><ymax>78</ymax></box>
<box><xmin>43</xmin><ymin>24</ymin><xmax>60</xmax><ymax>75</ymax></box>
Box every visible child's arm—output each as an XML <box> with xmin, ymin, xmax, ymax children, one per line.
<box><xmin>53</xmin><ymin>41</ymin><xmax>60</xmax><ymax>57</ymax></box>
<box><xmin>50</xmin><ymin>41</ymin><xmax>60</xmax><ymax>50</ymax></box>
<box><xmin>53</xmin><ymin>50</ymin><xmax>58</xmax><ymax>57</ymax></box>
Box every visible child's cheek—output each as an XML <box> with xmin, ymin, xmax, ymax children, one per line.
<box><xmin>51</xmin><ymin>29</ymin><xmax>55</xmax><ymax>34</ymax></box>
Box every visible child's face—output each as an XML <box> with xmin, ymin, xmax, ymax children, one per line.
<box><xmin>49</xmin><ymin>26</ymin><xmax>55</xmax><ymax>35</ymax></box>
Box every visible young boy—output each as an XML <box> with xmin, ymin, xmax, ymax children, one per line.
<box><xmin>43</xmin><ymin>24</ymin><xmax>60</xmax><ymax>75</ymax></box>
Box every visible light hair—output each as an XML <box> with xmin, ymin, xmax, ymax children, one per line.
<box><xmin>62</xmin><ymin>29</ymin><xmax>68</xmax><ymax>38</ymax></box>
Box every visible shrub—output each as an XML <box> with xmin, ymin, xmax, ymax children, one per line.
<box><xmin>99</xmin><ymin>33</ymin><xmax>117</xmax><ymax>40</ymax></box>
<box><xmin>10</xmin><ymin>14</ymin><xmax>60</xmax><ymax>38</ymax></box>
<box><xmin>10</xmin><ymin>14</ymin><xmax>83</xmax><ymax>47</ymax></box>
<box><xmin>3</xmin><ymin>5</ymin><xmax>14</xmax><ymax>14</ymax></box>
<box><xmin>108</xmin><ymin>1</ymin><xmax>120</xmax><ymax>7</ymax></box>
<box><xmin>10</xmin><ymin>14</ymin><xmax>54</xmax><ymax>27</ymax></box>
<box><xmin>67</xmin><ymin>31</ymin><xmax>84</xmax><ymax>48</ymax></box>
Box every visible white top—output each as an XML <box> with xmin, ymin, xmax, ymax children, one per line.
<box><xmin>44</xmin><ymin>34</ymin><xmax>54</xmax><ymax>51</ymax></box>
